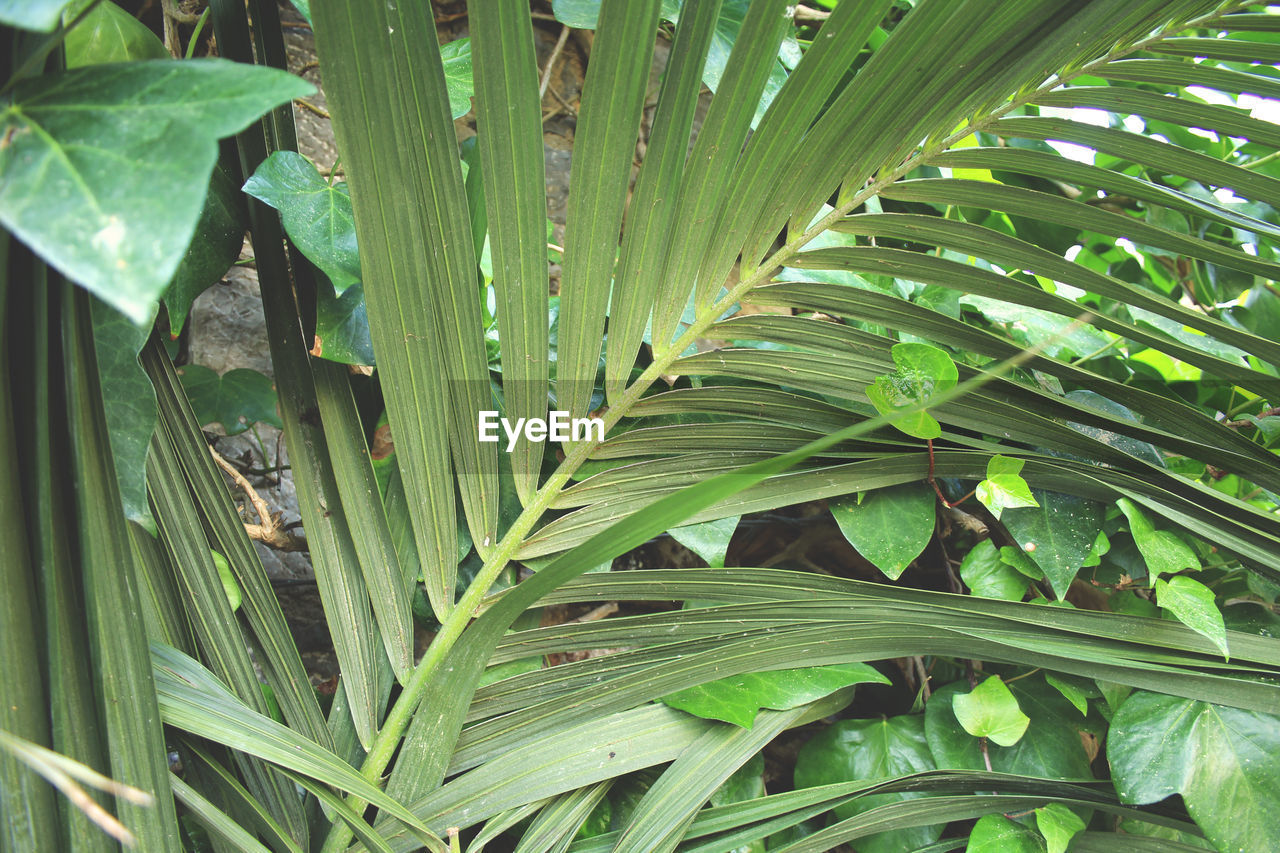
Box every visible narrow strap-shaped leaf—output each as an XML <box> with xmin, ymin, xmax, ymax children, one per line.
<box><xmin>881</xmin><ymin>178</ymin><xmax>1280</xmax><ymax>282</ymax></box>
<box><xmin>930</xmin><ymin>147</ymin><xmax>1280</xmax><ymax>240</ymax></box>
<box><xmin>380</xmin><ymin>705</ymin><xmax>711</xmax><ymax>846</ymax></box>
<box><xmin>65</xmin><ymin>290</ymin><xmax>182</xmax><ymax>851</ymax></box>
<box><xmin>512</xmin><ymin>782</ymin><xmax>611</xmax><ymax>853</ymax></box>
<box><xmin>785</xmin><ymin>248</ymin><xmax>1273</xmax><ymax>396</ymax></box>
<box><xmin>0</xmin><ymin>242</ymin><xmax>60</xmax><ymax>853</ymax></box>
<box><xmin>470</xmin><ymin>800</ymin><xmax>550</xmax><ymax>853</ymax></box>
<box><xmin>285</xmin><ymin>770</ymin><xmax>402</xmax><ymax>853</ymax></box>
<box><xmin>832</xmin><ymin>211</ymin><xmax>1280</xmax><ymax>366</ymax></box>
<box><xmin>151</xmin><ymin>643</ymin><xmax>444</xmax><ymax>849</ymax></box>
<box><xmin>614</xmin><ymin>703</ymin><xmax>815</xmax><ymax>853</ymax></box>
<box><xmin>313</xmin><ymin>361</ymin><xmax>414</xmax><ymax>680</ymax></box>
<box><xmin>1152</xmin><ymin>37</ymin><xmax>1280</xmax><ymax>64</ymax></box>
<box><xmin>1097</xmin><ymin>58</ymin><xmax>1280</xmax><ymax>100</ymax></box>
<box><xmin>604</xmin><ymin>0</ymin><xmax>722</xmax><ymax>400</ymax></box>
<box><xmin>471</xmin><ymin>1</ymin><xmax>549</xmax><ymax>505</ymax></box>
<box><xmin>8</xmin><ymin>262</ymin><xmax>115</xmax><ymax>853</ymax></box>
<box><xmin>1035</xmin><ymin>86</ymin><xmax>1280</xmax><ymax>149</ymax></box>
<box><xmin>992</xmin><ymin>116</ymin><xmax>1280</xmax><ymax>203</ymax></box>
<box><xmin>169</xmin><ymin>775</ymin><xmax>273</xmax><ymax>853</ymax></box>
<box><xmin>695</xmin><ymin>0</ymin><xmax>891</xmax><ymax>309</ymax></box>
<box><xmin>649</xmin><ymin>0</ymin><xmax>792</xmax><ymax>352</ymax></box>
<box><xmin>146</xmin><ymin>431</ymin><xmax>309</xmax><ymax>845</ymax></box>
<box><xmin>556</xmin><ymin>0</ymin><xmax>662</xmax><ymax>418</ymax></box>
<box><xmin>141</xmin><ymin>341</ymin><xmax>332</xmax><ymax>751</ymax></box>
<box><xmin>184</xmin><ymin>744</ymin><xmax>304</xmax><ymax>853</ymax></box>
<box><xmin>312</xmin><ymin>1</ymin><xmax>489</xmax><ymax>618</ymax></box>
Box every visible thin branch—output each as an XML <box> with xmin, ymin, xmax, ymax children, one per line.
<box><xmin>540</xmin><ymin>25</ymin><xmax>571</xmax><ymax>100</ymax></box>
<box><xmin>210</xmin><ymin>445</ymin><xmax>307</xmax><ymax>551</ymax></box>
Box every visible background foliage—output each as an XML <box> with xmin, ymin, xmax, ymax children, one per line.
<box><xmin>4</xmin><ymin>1</ymin><xmax>1280</xmax><ymax>852</ymax></box>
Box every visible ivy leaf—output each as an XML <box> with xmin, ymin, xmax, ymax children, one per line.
<box><xmin>1001</xmin><ymin>489</ymin><xmax>1103</xmax><ymax>599</ymax></box>
<box><xmin>0</xmin><ymin>59</ymin><xmax>312</xmax><ymax>323</ymax></box>
<box><xmin>440</xmin><ymin>38</ymin><xmax>474</xmax><ymax>121</ymax></box>
<box><xmin>952</xmin><ymin>676</ymin><xmax>1030</xmax><ymax>747</ymax></box>
<box><xmin>1155</xmin><ymin>576</ymin><xmax>1229</xmax><ymax>659</ymax></box>
<box><xmin>659</xmin><ymin>663</ymin><xmax>887</xmax><ymax>729</ymax></box>
<box><xmin>164</xmin><ymin>164</ymin><xmax>247</xmax><ymax>335</ymax></box>
<box><xmin>669</xmin><ymin>516</ymin><xmax>739</xmax><ymax>568</ymax></box>
<box><xmin>966</xmin><ymin>814</ymin><xmax>1045</xmax><ymax>852</ymax></box>
<box><xmin>1109</xmin><ymin>691</ymin><xmax>1280</xmax><ymax>853</ymax></box>
<box><xmin>1035</xmin><ymin>803</ymin><xmax>1084</xmax><ymax>853</ymax></box>
<box><xmin>90</xmin><ymin>297</ymin><xmax>155</xmax><ymax>530</ymax></box>
<box><xmin>830</xmin><ymin>483</ymin><xmax>935</xmax><ymax>580</ymax></box>
<box><xmin>243</xmin><ymin>151</ymin><xmax>361</xmax><ymax>293</ymax></box>
<box><xmin>1044</xmin><ymin>672</ymin><xmax>1091</xmax><ymax>716</ymax></box>
<box><xmin>177</xmin><ymin>365</ymin><xmax>283</xmax><ymax>436</ymax></box>
<box><xmin>975</xmin><ymin>455</ymin><xmax>1038</xmax><ymax>520</ymax></box>
<box><xmin>794</xmin><ymin>715</ymin><xmax>940</xmax><ymax>853</ymax></box>
<box><xmin>865</xmin><ymin>342</ymin><xmax>957</xmax><ymax>440</ymax></box>
<box><xmin>927</xmin><ymin>680</ymin><xmax>1093</xmax><ymax>779</ymax></box>
<box><xmin>313</xmin><ymin>280</ymin><xmax>375</xmax><ymax>366</ymax></box>
<box><xmin>1116</xmin><ymin>498</ymin><xmax>1199</xmax><ymax>577</ymax></box>
<box><xmin>64</xmin><ymin>0</ymin><xmax>168</xmax><ymax>67</ymax></box>
<box><xmin>959</xmin><ymin>540</ymin><xmax>1028</xmax><ymax>601</ymax></box>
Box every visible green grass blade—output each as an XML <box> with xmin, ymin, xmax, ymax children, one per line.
<box><xmin>512</xmin><ymin>782</ymin><xmax>611</xmax><ymax>853</ymax></box>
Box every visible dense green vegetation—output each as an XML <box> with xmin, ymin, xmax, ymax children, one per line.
<box><xmin>4</xmin><ymin>1</ymin><xmax>1280</xmax><ymax>851</ymax></box>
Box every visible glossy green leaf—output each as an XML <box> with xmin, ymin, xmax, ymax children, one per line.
<box><xmin>966</xmin><ymin>814</ymin><xmax>1045</xmax><ymax>853</ymax></box>
<box><xmin>243</xmin><ymin>151</ymin><xmax>361</xmax><ymax>293</ymax></box>
<box><xmin>0</xmin><ymin>60</ymin><xmax>312</xmax><ymax>323</ymax></box>
<box><xmin>975</xmin><ymin>455</ymin><xmax>1038</xmax><ymax>520</ymax></box>
<box><xmin>1109</xmin><ymin>691</ymin><xmax>1280</xmax><ymax>853</ymax></box>
<box><xmin>90</xmin><ymin>297</ymin><xmax>155</xmax><ymax>528</ymax></box>
<box><xmin>659</xmin><ymin>663</ymin><xmax>888</xmax><ymax>729</ymax></box>
<box><xmin>793</xmin><ymin>715</ymin><xmax>939</xmax><ymax>853</ymax></box>
<box><xmin>926</xmin><ymin>680</ymin><xmax>1093</xmax><ymax>780</ymax></box>
<box><xmin>959</xmin><ymin>540</ymin><xmax>1029</xmax><ymax>601</ymax></box>
<box><xmin>1155</xmin><ymin>576</ymin><xmax>1228</xmax><ymax>660</ymax></box>
<box><xmin>163</xmin><ymin>165</ymin><xmax>247</xmax><ymax>335</ymax></box>
<box><xmin>63</xmin><ymin>0</ymin><xmax>168</xmax><ymax>66</ymax></box>
<box><xmin>1116</xmin><ymin>498</ymin><xmax>1199</xmax><ymax>578</ymax></box>
<box><xmin>669</xmin><ymin>516</ymin><xmax>739</xmax><ymax>569</ymax></box>
<box><xmin>177</xmin><ymin>365</ymin><xmax>282</xmax><ymax>436</ymax></box>
<box><xmin>1044</xmin><ymin>673</ymin><xmax>1089</xmax><ymax>717</ymax></box>
<box><xmin>1035</xmin><ymin>803</ymin><xmax>1084</xmax><ymax>853</ymax></box>
<box><xmin>1000</xmin><ymin>490</ymin><xmax>1102</xmax><ymax>600</ymax></box>
<box><xmin>866</xmin><ymin>343</ymin><xmax>957</xmax><ymax>440</ymax></box>
<box><xmin>441</xmin><ymin>38</ymin><xmax>474</xmax><ymax>121</ymax></box>
<box><xmin>313</xmin><ymin>280</ymin><xmax>374</xmax><ymax>365</ymax></box>
<box><xmin>830</xmin><ymin>483</ymin><xmax>935</xmax><ymax>580</ymax></box>
<box><xmin>952</xmin><ymin>676</ymin><xmax>1030</xmax><ymax>747</ymax></box>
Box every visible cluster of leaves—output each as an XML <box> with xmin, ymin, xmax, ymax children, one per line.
<box><xmin>5</xmin><ymin>1</ymin><xmax>1280</xmax><ymax>853</ymax></box>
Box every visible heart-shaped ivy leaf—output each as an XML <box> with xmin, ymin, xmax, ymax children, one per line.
<box><xmin>865</xmin><ymin>342</ymin><xmax>957</xmax><ymax>439</ymax></box>
<box><xmin>178</xmin><ymin>365</ymin><xmax>282</xmax><ymax>436</ymax></box>
<box><xmin>975</xmin><ymin>455</ymin><xmax>1038</xmax><ymax>519</ymax></box>
<box><xmin>952</xmin><ymin>675</ymin><xmax>1030</xmax><ymax>747</ymax></box>
<box><xmin>0</xmin><ymin>59</ymin><xmax>311</xmax><ymax>322</ymax></box>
